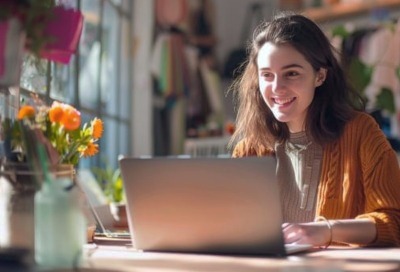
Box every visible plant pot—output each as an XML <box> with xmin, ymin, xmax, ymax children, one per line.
<box><xmin>0</xmin><ymin>18</ymin><xmax>26</xmax><ymax>87</ymax></box>
<box><xmin>40</xmin><ymin>6</ymin><xmax>84</xmax><ymax>64</ymax></box>
<box><xmin>109</xmin><ymin>202</ymin><xmax>128</xmax><ymax>230</ymax></box>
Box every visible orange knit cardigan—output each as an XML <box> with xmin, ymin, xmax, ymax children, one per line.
<box><xmin>232</xmin><ymin>112</ymin><xmax>400</xmax><ymax>246</ymax></box>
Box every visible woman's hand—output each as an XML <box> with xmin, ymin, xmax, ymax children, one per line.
<box><xmin>283</xmin><ymin>219</ymin><xmax>377</xmax><ymax>247</ymax></box>
<box><xmin>282</xmin><ymin>221</ymin><xmax>331</xmax><ymax>247</ymax></box>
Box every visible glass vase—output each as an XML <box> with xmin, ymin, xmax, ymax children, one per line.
<box><xmin>0</xmin><ymin>162</ymin><xmax>74</xmax><ymax>264</ymax></box>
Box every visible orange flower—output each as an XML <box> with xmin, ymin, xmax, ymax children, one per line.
<box><xmin>17</xmin><ymin>105</ymin><xmax>35</xmax><ymax>120</ymax></box>
<box><xmin>92</xmin><ymin>118</ymin><xmax>103</xmax><ymax>139</ymax></box>
<box><xmin>82</xmin><ymin>141</ymin><xmax>99</xmax><ymax>157</ymax></box>
<box><xmin>48</xmin><ymin>103</ymin><xmax>64</xmax><ymax>123</ymax></box>
<box><xmin>60</xmin><ymin>105</ymin><xmax>81</xmax><ymax>131</ymax></box>
<box><xmin>11</xmin><ymin>99</ymin><xmax>103</xmax><ymax>165</ymax></box>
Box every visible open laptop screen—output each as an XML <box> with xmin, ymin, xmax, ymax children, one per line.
<box><xmin>119</xmin><ymin>156</ymin><xmax>289</xmax><ymax>256</ymax></box>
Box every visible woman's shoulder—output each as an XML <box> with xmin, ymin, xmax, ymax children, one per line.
<box><xmin>341</xmin><ymin>111</ymin><xmax>388</xmax><ymax>145</ymax></box>
<box><xmin>346</xmin><ymin>111</ymin><xmax>380</xmax><ymax>131</ymax></box>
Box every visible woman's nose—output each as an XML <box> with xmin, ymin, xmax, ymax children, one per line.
<box><xmin>272</xmin><ymin>77</ymin><xmax>286</xmax><ymax>93</ymax></box>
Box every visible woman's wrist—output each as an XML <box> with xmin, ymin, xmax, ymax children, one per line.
<box><xmin>326</xmin><ymin>218</ymin><xmax>377</xmax><ymax>245</ymax></box>
<box><xmin>315</xmin><ymin>216</ymin><xmax>333</xmax><ymax>248</ymax></box>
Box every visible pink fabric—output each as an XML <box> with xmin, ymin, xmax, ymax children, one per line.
<box><xmin>40</xmin><ymin>6</ymin><xmax>84</xmax><ymax>64</ymax></box>
<box><xmin>0</xmin><ymin>21</ymin><xmax>9</xmax><ymax>76</ymax></box>
<box><xmin>155</xmin><ymin>0</ymin><xmax>188</xmax><ymax>26</ymax></box>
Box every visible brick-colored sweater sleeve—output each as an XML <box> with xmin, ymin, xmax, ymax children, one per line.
<box><xmin>317</xmin><ymin>112</ymin><xmax>400</xmax><ymax>246</ymax></box>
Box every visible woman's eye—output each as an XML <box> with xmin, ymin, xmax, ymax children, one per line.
<box><xmin>286</xmin><ymin>71</ymin><xmax>299</xmax><ymax>77</ymax></box>
<box><xmin>261</xmin><ymin>72</ymin><xmax>273</xmax><ymax>79</ymax></box>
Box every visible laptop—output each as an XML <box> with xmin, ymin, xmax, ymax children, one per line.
<box><xmin>119</xmin><ymin>156</ymin><xmax>313</xmax><ymax>257</ymax></box>
<box><xmin>75</xmin><ymin>170</ymin><xmax>131</xmax><ymax>239</ymax></box>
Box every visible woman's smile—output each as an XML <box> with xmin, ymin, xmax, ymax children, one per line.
<box><xmin>272</xmin><ymin>97</ymin><xmax>297</xmax><ymax>107</ymax></box>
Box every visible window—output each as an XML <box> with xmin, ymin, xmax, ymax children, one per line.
<box><xmin>20</xmin><ymin>0</ymin><xmax>133</xmax><ymax>170</ymax></box>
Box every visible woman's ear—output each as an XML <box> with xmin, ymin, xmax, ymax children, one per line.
<box><xmin>315</xmin><ymin>68</ymin><xmax>327</xmax><ymax>87</ymax></box>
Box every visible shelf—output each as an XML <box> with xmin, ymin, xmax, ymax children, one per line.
<box><xmin>303</xmin><ymin>0</ymin><xmax>400</xmax><ymax>23</ymax></box>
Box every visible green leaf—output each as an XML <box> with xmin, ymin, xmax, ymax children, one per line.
<box><xmin>376</xmin><ymin>87</ymin><xmax>395</xmax><ymax>114</ymax></box>
<box><xmin>331</xmin><ymin>25</ymin><xmax>350</xmax><ymax>39</ymax></box>
<box><xmin>348</xmin><ymin>58</ymin><xmax>374</xmax><ymax>93</ymax></box>
<box><xmin>92</xmin><ymin>165</ymin><xmax>124</xmax><ymax>203</ymax></box>
<box><xmin>396</xmin><ymin>66</ymin><xmax>400</xmax><ymax>81</ymax></box>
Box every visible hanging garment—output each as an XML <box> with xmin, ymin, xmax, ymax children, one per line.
<box><xmin>359</xmin><ymin>22</ymin><xmax>400</xmax><ymax>113</ymax></box>
<box><xmin>151</xmin><ymin>31</ymin><xmax>191</xmax><ymax>107</ymax></box>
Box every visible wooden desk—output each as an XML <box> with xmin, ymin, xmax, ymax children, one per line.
<box><xmin>83</xmin><ymin>241</ymin><xmax>400</xmax><ymax>272</ymax></box>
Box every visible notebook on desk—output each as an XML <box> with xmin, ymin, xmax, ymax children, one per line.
<box><xmin>119</xmin><ymin>156</ymin><xmax>313</xmax><ymax>257</ymax></box>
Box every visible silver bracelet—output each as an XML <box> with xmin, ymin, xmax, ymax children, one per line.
<box><xmin>315</xmin><ymin>215</ymin><xmax>332</xmax><ymax>249</ymax></box>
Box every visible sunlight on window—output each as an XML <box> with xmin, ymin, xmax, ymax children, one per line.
<box><xmin>19</xmin><ymin>0</ymin><xmax>132</xmax><ymax>170</ymax></box>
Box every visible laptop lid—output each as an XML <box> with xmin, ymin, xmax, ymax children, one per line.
<box><xmin>119</xmin><ymin>156</ymin><xmax>286</xmax><ymax>256</ymax></box>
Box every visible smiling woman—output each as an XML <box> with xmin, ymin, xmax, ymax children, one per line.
<box><xmin>256</xmin><ymin>42</ymin><xmax>327</xmax><ymax>133</ymax></box>
<box><xmin>229</xmin><ymin>12</ymin><xmax>400</xmax><ymax>248</ymax></box>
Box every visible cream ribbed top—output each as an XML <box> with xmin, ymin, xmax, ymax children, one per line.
<box><xmin>275</xmin><ymin>132</ymin><xmax>323</xmax><ymax>223</ymax></box>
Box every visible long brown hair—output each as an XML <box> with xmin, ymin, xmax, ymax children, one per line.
<box><xmin>229</xmin><ymin>13</ymin><xmax>365</xmax><ymax>153</ymax></box>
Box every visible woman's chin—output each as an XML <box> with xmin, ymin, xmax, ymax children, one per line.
<box><xmin>272</xmin><ymin>114</ymin><xmax>290</xmax><ymax>124</ymax></box>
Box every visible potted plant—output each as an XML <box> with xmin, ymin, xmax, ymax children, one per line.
<box><xmin>0</xmin><ymin>0</ymin><xmax>84</xmax><ymax>86</ymax></box>
<box><xmin>40</xmin><ymin>5</ymin><xmax>84</xmax><ymax>64</ymax></box>
<box><xmin>92</xmin><ymin>165</ymin><xmax>127</xmax><ymax>229</ymax></box>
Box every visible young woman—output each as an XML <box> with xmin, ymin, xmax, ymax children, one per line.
<box><xmin>230</xmin><ymin>13</ymin><xmax>400</xmax><ymax>248</ymax></box>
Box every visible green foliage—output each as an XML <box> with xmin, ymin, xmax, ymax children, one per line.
<box><xmin>23</xmin><ymin>0</ymin><xmax>56</xmax><ymax>57</ymax></box>
<box><xmin>0</xmin><ymin>0</ymin><xmax>56</xmax><ymax>57</ymax></box>
<box><xmin>92</xmin><ymin>165</ymin><xmax>125</xmax><ymax>204</ymax></box>
<box><xmin>396</xmin><ymin>66</ymin><xmax>400</xmax><ymax>81</ymax></box>
<box><xmin>336</xmin><ymin>23</ymin><xmax>397</xmax><ymax>116</ymax></box>
<box><xmin>331</xmin><ymin>25</ymin><xmax>350</xmax><ymax>39</ymax></box>
<box><xmin>345</xmin><ymin>54</ymin><xmax>397</xmax><ymax>116</ymax></box>
<box><xmin>348</xmin><ymin>58</ymin><xmax>373</xmax><ymax>95</ymax></box>
<box><xmin>376</xmin><ymin>87</ymin><xmax>396</xmax><ymax>114</ymax></box>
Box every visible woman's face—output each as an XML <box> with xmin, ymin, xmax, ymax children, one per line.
<box><xmin>257</xmin><ymin>42</ymin><xmax>326</xmax><ymax>133</ymax></box>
